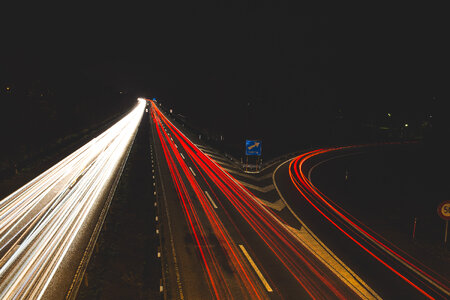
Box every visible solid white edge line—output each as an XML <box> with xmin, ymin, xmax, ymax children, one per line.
<box><xmin>204</xmin><ymin>191</ymin><xmax>218</xmax><ymax>209</ymax></box>
<box><xmin>238</xmin><ymin>245</ymin><xmax>273</xmax><ymax>292</ymax></box>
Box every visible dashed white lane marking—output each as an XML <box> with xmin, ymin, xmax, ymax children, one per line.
<box><xmin>238</xmin><ymin>245</ymin><xmax>273</xmax><ymax>292</ymax></box>
<box><xmin>204</xmin><ymin>191</ymin><xmax>218</xmax><ymax>209</ymax></box>
<box><xmin>189</xmin><ymin>166</ymin><xmax>196</xmax><ymax>177</ymax></box>
<box><xmin>180</xmin><ymin>153</ymin><xmax>185</xmax><ymax>160</ymax></box>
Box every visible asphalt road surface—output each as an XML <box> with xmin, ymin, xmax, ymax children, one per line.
<box><xmin>0</xmin><ymin>100</ymin><xmax>145</xmax><ymax>299</ymax></box>
<box><xmin>273</xmin><ymin>144</ymin><xmax>450</xmax><ymax>299</ymax></box>
<box><xmin>149</xmin><ymin>101</ymin><xmax>377</xmax><ymax>299</ymax></box>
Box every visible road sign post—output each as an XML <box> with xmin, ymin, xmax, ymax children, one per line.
<box><xmin>445</xmin><ymin>221</ymin><xmax>448</xmax><ymax>244</ymax></box>
<box><xmin>437</xmin><ymin>200</ymin><xmax>450</xmax><ymax>244</ymax></box>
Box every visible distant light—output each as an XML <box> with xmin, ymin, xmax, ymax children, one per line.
<box><xmin>137</xmin><ymin>97</ymin><xmax>146</xmax><ymax>101</ymax></box>
<box><xmin>404</xmin><ymin>123</ymin><xmax>409</xmax><ymax>127</ymax></box>
<box><xmin>429</xmin><ymin>114</ymin><xmax>432</xmax><ymax>118</ymax></box>
<box><xmin>6</xmin><ymin>86</ymin><xmax>11</xmax><ymax>91</ymax></box>
<box><xmin>387</xmin><ymin>113</ymin><xmax>391</xmax><ymax>117</ymax></box>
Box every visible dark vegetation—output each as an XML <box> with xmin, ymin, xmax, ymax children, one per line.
<box><xmin>0</xmin><ymin>70</ymin><xmax>135</xmax><ymax>182</ymax></box>
<box><xmin>77</xmin><ymin>112</ymin><xmax>159</xmax><ymax>299</ymax></box>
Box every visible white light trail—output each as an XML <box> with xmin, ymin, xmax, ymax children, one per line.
<box><xmin>0</xmin><ymin>99</ymin><xmax>145</xmax><ymax>299</ymax></box>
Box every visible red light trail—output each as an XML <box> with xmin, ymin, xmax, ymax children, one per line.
<box><xmin>150</xmin><ymin>102</ymin><xmax>366</xmax><ymax>299</ymax></box>
<box><xmin>288</xmin><ymin>146</ymin><xmax>450</xmax><ymax>299</ymax></box>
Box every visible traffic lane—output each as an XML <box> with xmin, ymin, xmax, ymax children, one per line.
<box><xmin>156</xmin><ymin>104</ymin><xmax>364</xmax><ymax>299</ymax></box>
<box><xmin>150</xmin><ymin>114</ymin><xmax>212</xmax><ymax>299</ymax></box>
<box><xmin>0</xmin><ymin>101</ymin><xmax>145</xmax><ymax>299</ymax></box>
<box><xmin>192</xmin><ymin>156</ymin><xmax>364</xmax><ymax>299</ymax></box>
<box><xmin>304</xmin><ymin>148</ymin><xmax>450</xmax><ymax>297</ymax></box>
<box><xmin>177</xmin><ymin>149</ymin><xmax>287</xmax><ymax>299</ymax></box>
<box><xmin>194</xmin><ymin>173</ymin><xmax>318</xmax><ymax>299</ymax></box>
<box><xmin>42</xmin><ymin>114</ymin><xmax>143</xmax><ymax>299</ymax></box>
<box><xmin>310</xmin><ymin>146</ymin><xmax>449</xmax><ymax>250</ymax></box>
<box><xmin>42</xmin><ymin>169</ymin><xmax>121</xmax><ymax>299</ymax></box>
<box><xmin>0</xmin><ymin>145</ymin><xmax>97</xmax><ymax>255</ymax></box>
<box><xmin>170</xmin><ymin>134</ymin><xmax>360</xmax><ymax>299</ymax></box>
<box><xmin>0</xmin><ymin>112</ymin><xmax>141</xmax><ymax>256</ymax></box>
<box><xmin>151</xmin><ymin>112</ymin><xmax>267</xmax><ymax>299</ymax></box>
<box><xmin>275</xmin><ymin>157</ymin><xmax>438</xmax><ymax>299</ymax></box>
<box><xmin>156</xmin><ymin>111</ymin><xmax>307</xmax><ymax>298</ymax></box>
<box><xmin>1</xmin><ymin>131</ymin><xmax>137</xmax><ymax>299</ymax></box>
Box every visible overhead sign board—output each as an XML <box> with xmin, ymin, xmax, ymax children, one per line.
<box><xmin>246</xmin><ymin>140</ymin><xmax>262</xmax><ymax>156</ymax></box>
<box><xmin>437</xmin><ymin>200</ymin><xmax>450</xmax><ymax>221</ymax></box>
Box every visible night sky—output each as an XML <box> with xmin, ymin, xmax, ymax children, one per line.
<box><xmin>2</xmin><ymin>3</ymin><xmax>450</xmax><ymax>159</ymax></box>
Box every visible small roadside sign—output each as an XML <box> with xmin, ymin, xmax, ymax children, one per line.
<box><xmin>437</xmin><ymin>200</ymin><xmax>450</xmax><ymax>244</ymax></box>
<box><xmin>437</xmin><ymin>200</ymin><xmax>450</xmax><ymax>221</ymax></box>
<box><xmin>246</xmin><ymin>140</ymin><xmax>262</xmax><ymax>156</ymax></box>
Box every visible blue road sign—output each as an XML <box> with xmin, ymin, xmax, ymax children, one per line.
<box><xmin>246</xmin><ymin>140</ymin><xmax>262</xmax><ymax>156</ymax></box>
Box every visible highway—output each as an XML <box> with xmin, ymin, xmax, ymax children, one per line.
<box><xmin>3</xmin><ymin>96</ymin><xmax>444</xmax><ymax>299</ymax></box>
<box><xmin>0</xmin><ymin>99</ymin><xmax>145</xmax><ymax>299</ymax></box>
<box><xmin>274</xmin><ymin>144</ymin><xmax>450</xmax><ymax>299</ymax></box>
<box><xmin>149</xmin><ymin>101</ymin><xmax>379</xmax><ymax>299</ymax></box>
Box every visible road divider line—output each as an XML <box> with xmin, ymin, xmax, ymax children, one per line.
<box><xmin>238</xmin><ymin>245</ymin><xmax>273</xmax><ymax>293</ymax></box>
<box><xmin>204</xmin><ymin>191</ymin><xmax>218</xmax><ymax>209</ymax></box>
<box><xmin>273</xmin><ymin>158</ymin><xmax>381</xmax><ymax>300</ymax></box>
<box><xmin>180</xmin><ymin>153</ymin><xmax>185</xmax><ymax>160</ymax></box>
<box><xmin>189</xmin><ymin>166</ymin><xmax>196</xmax><ymax>177</ymax></box>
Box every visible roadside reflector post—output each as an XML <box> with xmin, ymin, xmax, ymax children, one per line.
<box><xmin>445</xmin><ymin>220</ymin><xmax>448</xmax><ymax>245</ymax></box>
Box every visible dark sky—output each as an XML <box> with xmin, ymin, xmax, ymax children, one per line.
<box><xmin>2</xmin><ymin>3</ymin><xmax>449</xmax><ymax>158</ymax></box>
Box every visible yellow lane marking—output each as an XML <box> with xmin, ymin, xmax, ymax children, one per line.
<box><xmin>273</xmin><ymin>159</ymin><xmax>381</xmax><ymax>300</ymax></box>
<box><xmin>204</xmin><ymin>191</ymin><xmax>218</xmax><ymax>209</ymax></box>
<box><xmin>239</xmin><ymin>245</ymin><xmax>273</xmax><ymax>293</ymax></box>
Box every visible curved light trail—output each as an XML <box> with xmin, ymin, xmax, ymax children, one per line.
<box><xmin>150</xmin><ymin>101</ymin><xmax>373</xmax><ymax>299</ymax></box>
<box><xmin>288</xmin><ymin>145</ymin><xmax>450</xmax><ymax>299</ymax></box>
